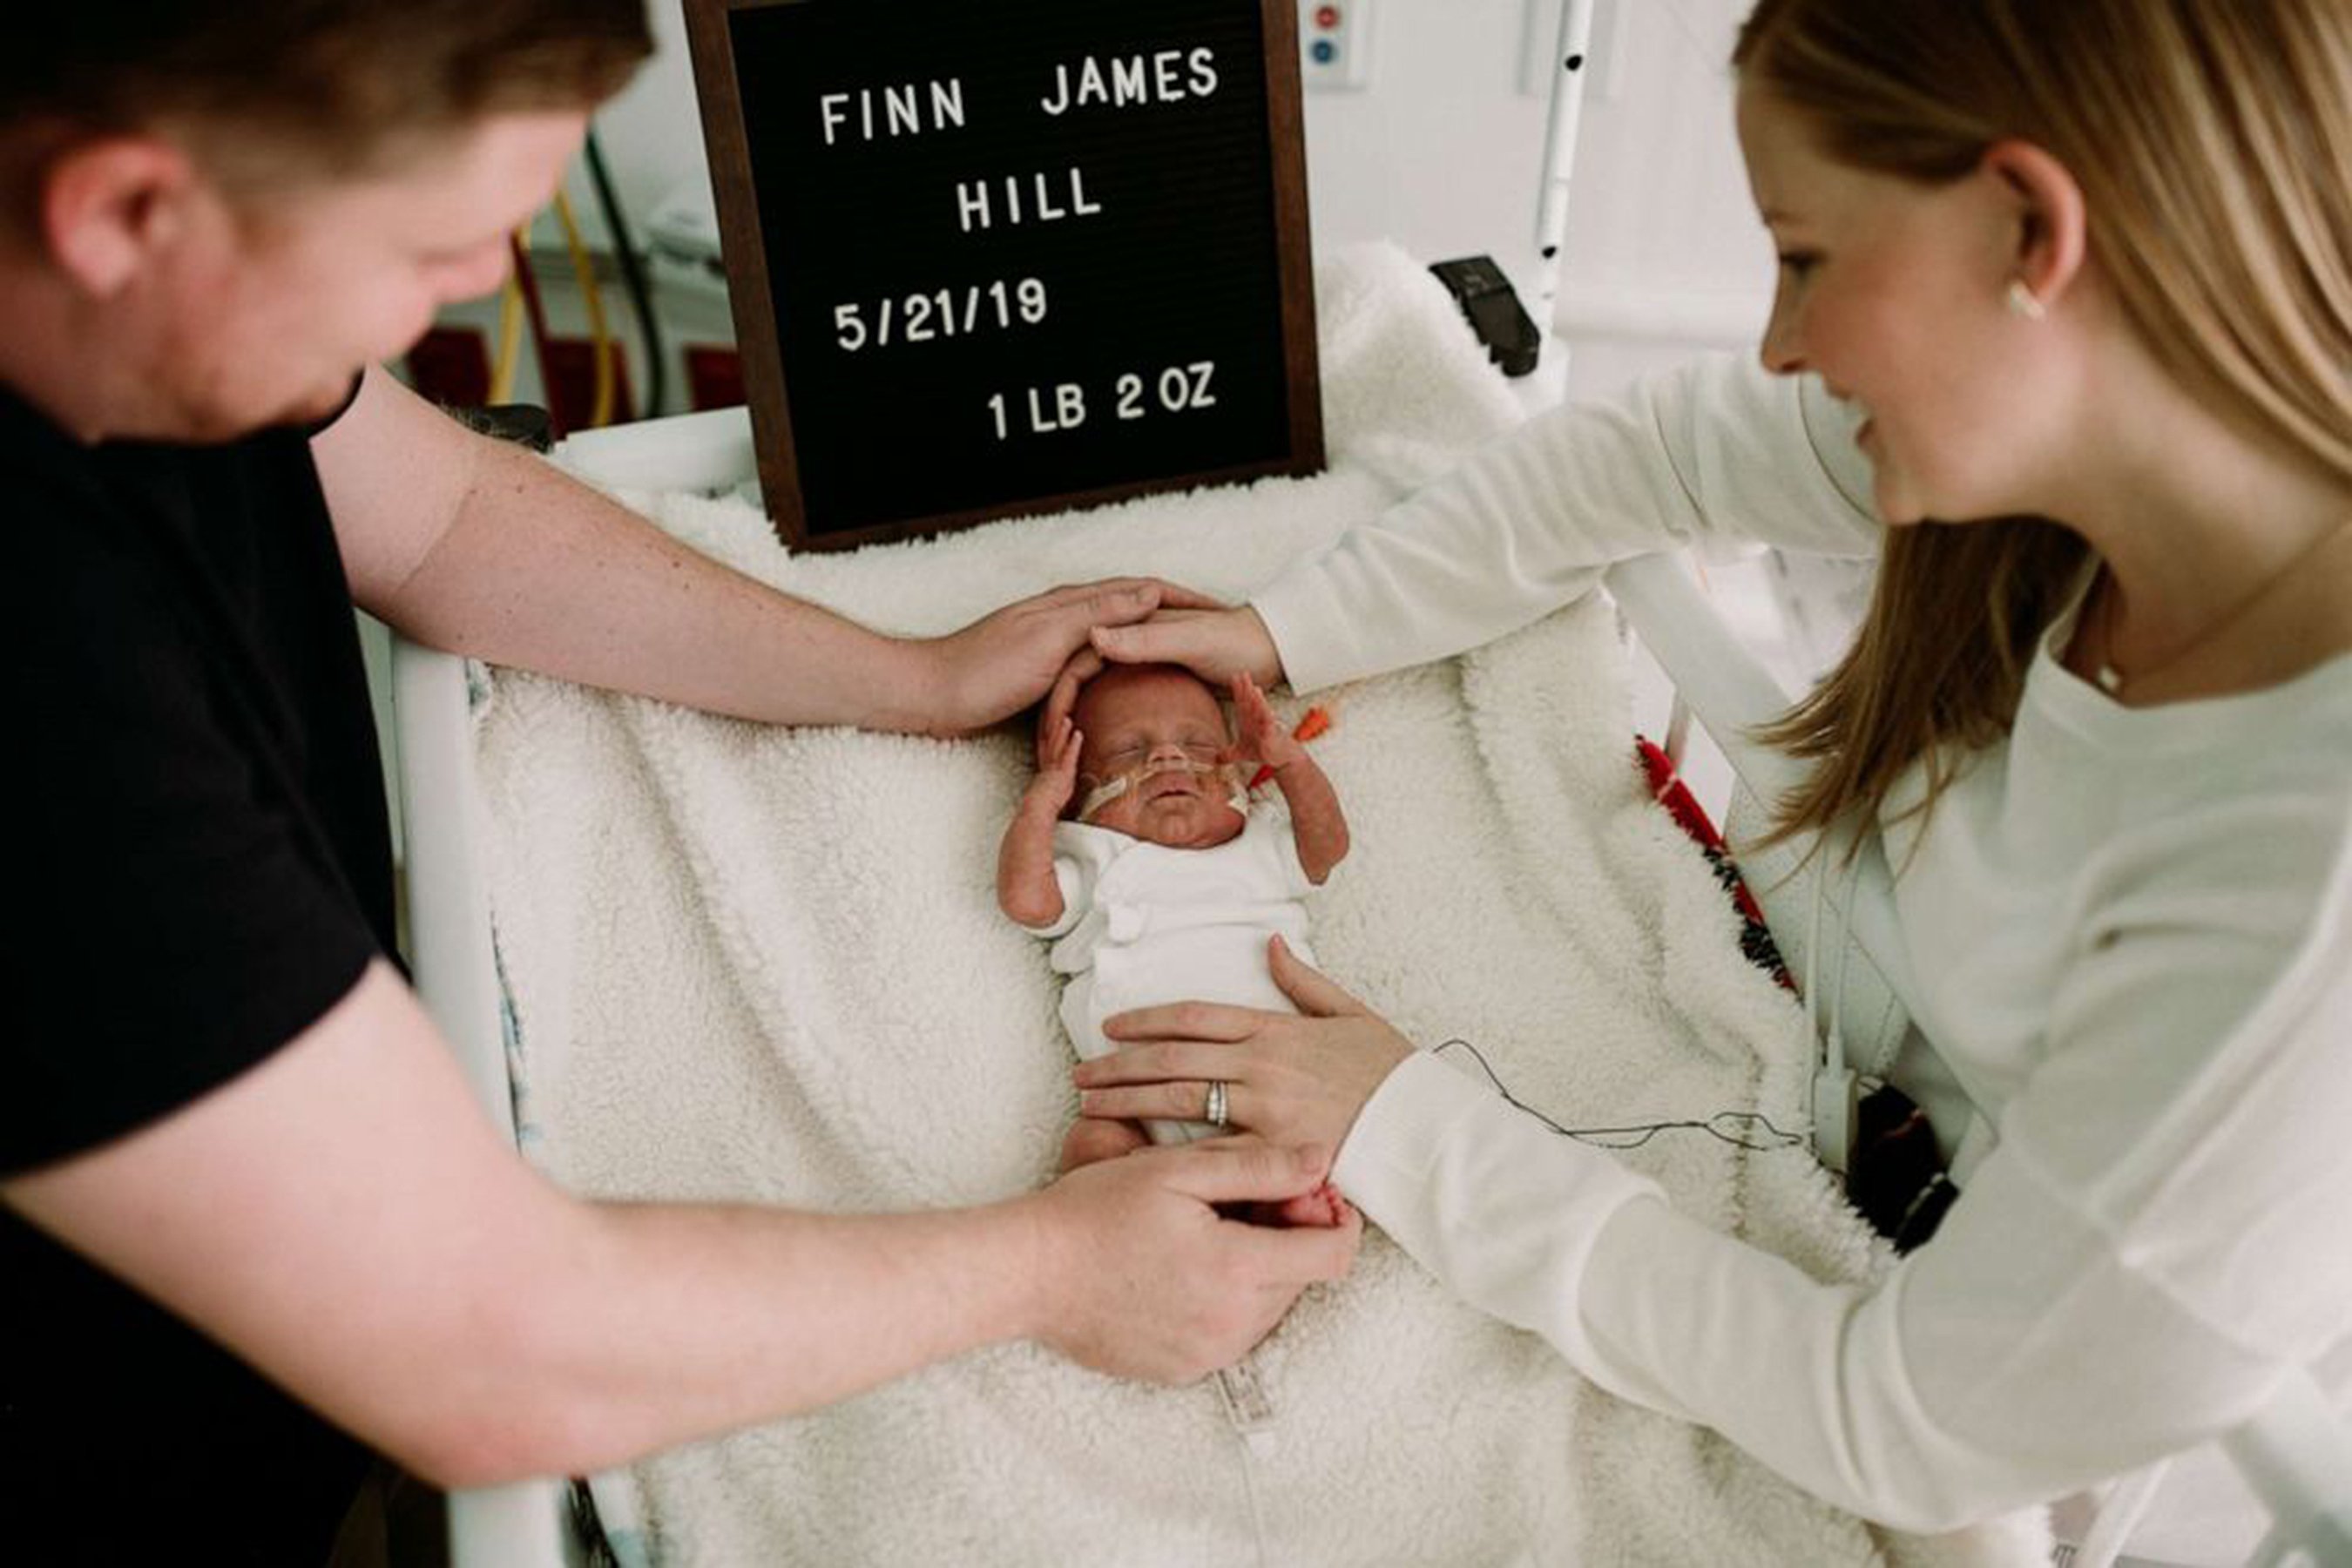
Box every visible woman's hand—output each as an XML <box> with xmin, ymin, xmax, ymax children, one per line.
<box><xmin>1091</xmin><ymin>605</ymin><xmax>1285</xmax><ymax>691</ymax></box>
<box><xmin>920</xmin><ymin>578</ymin><xmax>1225</xmax><ymax>736</ymax></box>
<box><xmin>1072</xmin><ymin>937</ymin><xmax>1415</xmax><ymax>1154</ymax></box>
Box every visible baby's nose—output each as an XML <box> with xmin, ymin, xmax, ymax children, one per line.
<box><xmin>1146</xmin><ymin>740</ymin><xmax>1190</xmax><ymax>764</ymax></box>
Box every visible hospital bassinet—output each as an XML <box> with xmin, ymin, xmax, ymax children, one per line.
<box><xmin>384</xmin><ymin>402</ymin><xmax>2351</xmax><ymax>1568</ymax></box>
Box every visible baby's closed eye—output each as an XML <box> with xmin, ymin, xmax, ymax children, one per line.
<box><xmin>1100</xmin><ymin>740</ymin><xmax>1220</xmax><ymax>768</ymax></box>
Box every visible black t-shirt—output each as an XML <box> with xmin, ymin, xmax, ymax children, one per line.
<box><xmin>1</xmin><ymin>382</ymin><xmax>395</xmax><ymax>1565</ymax></box>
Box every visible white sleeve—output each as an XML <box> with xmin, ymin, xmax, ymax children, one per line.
<box><xmin>1254</xmin><ymin>354</ymin><xmax>1882</xmax><ymax>694</ymax></box>
<box><xmin>1335</xmin><ymin>812</ymin><xmax>2352</xmax><ymax>1533</ymax></box>
<box><xmin>1018</xmin><ymin>823</ymin><xmax>1115</xmax><ymax>939</ymax></box>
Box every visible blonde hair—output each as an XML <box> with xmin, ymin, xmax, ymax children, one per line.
<box><xmin>1734</xmin><ymin>0</ymin><xmax>2352</xmax><ymax>845</ymax></box>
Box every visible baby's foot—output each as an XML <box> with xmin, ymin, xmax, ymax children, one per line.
<box><xmin>1255</xmin><ymin>1180</ymin><xmax>1348</xmax><ymax>1229</ymax></box>
<box><xmin>1058</xmin><ymin>1116</ymin><xmax>1150</xmax><ymax>1173</ymax></box>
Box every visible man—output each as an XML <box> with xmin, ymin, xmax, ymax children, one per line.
<box><xmin>0</xmin><ymin>8</ymin><xmax>1358</xmax><ymax>1563</ymax></box>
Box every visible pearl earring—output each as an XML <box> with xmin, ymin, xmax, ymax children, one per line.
<box><xmin>2005</xmin><ymin>280</ymin><xmax>2047</xmax><ymax>321</ymax></box>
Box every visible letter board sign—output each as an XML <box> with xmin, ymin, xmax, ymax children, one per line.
<box><xmin>686</xmin><ymin>0</ymin><xmax>1325</xmax><ymax>549</ymax></box>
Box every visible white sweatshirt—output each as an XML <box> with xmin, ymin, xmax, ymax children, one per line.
<box><xmin>1255</xmin><ymin>353</ymin><xmax>2352</xmax><ymax>1533</ymax></box>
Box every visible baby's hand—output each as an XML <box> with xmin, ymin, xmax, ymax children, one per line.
<box><xmin>1229</xmin><ymin>672</ymin><xmax>1306</xmax><ymax>771</ymax></box>
<box><xmin>1036</xmin><ymin>652</ymin><xmax>1093</xmax><ymax>770</ymax></box>
<box><xmin>1027</xmin><ymin>715</ymin><xmax>1084</xmax><ymax>814</ymax></box>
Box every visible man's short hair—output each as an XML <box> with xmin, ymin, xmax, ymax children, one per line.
<box><xmin>10</xmin><ymin>3</ymin><xmax>652</xmax><ymax>193</ymax></box>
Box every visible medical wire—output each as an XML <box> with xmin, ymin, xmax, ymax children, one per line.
<box><xmin>1429</xmin><ymin>1039</ymin><xmax>1806</xmax><ymax>1153</ymax></box>
<box><xmin>1799</xmin><ymin>813</ymin><xmax>1880</xmax><ymax>1165</ymax></box>
<box><xmin>582</xmin><ymin>128</ymin><xmax>666</xmax><ymax>419</ymax></box>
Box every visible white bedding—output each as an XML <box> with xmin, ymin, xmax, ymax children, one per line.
<box><xmin>472</xmin><ymin>243</ymin><xmax>2051</xmax><ymax>1566</ymax></box>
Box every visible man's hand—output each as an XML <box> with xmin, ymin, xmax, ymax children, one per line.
<box><xmin>919</xmin><ymin>579</ymin><xmax>1224</xmax><ymax>736</ymax></box>
<box><xmin>1025</xmin><ymin>1139</ymin><xmax>1361</xmax><ymax>1383</ymax></box>
<box><xmin>1090</xmin><ymin>605</ymin><xmax>1285</xmax><ymax>691</ymax></box>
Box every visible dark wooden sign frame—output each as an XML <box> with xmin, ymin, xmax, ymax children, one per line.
<box><xmin>684</xmin><ymin>0</ymin><xmax>1325</xmax><ymax>551</ymax></box>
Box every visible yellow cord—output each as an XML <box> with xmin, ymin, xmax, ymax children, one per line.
<box><xmin>550</xmin><ymin>187</ymin><xmax>618</xmax><ymax>428</ymax></box>
<box><xmin>487</xmin><ymin>226</ymin><xmax>528</xmax><ymax>405</ymax></box>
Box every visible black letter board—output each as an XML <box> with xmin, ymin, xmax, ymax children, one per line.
<box><xmin>685</xmin><ymin>0</ymin><xmax>1325</xmax><ymax>551</ymax></box>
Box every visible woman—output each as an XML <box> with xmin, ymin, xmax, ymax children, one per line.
<box><xmin>1067</xmin><ymin>0</ymin><xmax>2352</xmax><ymax>1538</ymax></box>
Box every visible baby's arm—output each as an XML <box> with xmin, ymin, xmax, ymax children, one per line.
<box><xmin>1231</xmin><ymin>673</ymin><xmax>1349</xmax><ymax>885</ymax></box>
<box><xmin>997</xmin><ymin>714</ymin><xmax>1081</xmax><ymax>927</ymax></box>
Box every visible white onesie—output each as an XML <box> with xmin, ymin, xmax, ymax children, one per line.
<box><xmin>1023</xmin><ymin>801</ymin><xmax>1320</xmax><ymax>1142</ymax></box>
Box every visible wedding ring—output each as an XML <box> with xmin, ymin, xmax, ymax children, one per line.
<box><xmin>1205</xmin><ymin>1079</ymin><xmax>1230</xmax><ymax>1129</ymax></box>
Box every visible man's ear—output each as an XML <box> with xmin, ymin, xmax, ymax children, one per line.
<box><xmin>40</xmin><ymin>136</ymin><xmax>199</xmax><ymax>298</ymax></box>
<box><xmin>1980</xmin><ymin>138</ymin><xmax>2086</xmax><ymax>311</ymax></box>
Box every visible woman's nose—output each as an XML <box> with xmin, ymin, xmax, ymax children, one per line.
<box><xmin>1758</xmin><ymin>289</ymin><xmax>1806</xmax><ymax>375</ymax></box>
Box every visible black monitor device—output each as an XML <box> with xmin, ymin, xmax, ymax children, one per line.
<box><xmin>1429</xmin><ymin>254</ymin><xmax>1541</xmax><ymax>378</ymax></box>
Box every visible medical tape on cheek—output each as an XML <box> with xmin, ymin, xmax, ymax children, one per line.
<box><xmin>1221</xmin><ymin>762</ymin><xmax>1252</xmax><ymax>813</ymax></box>
<box><xmin>1074</xmin><ymin>758</ymin><xmax>1236</xmax><ymax>824</ymax></box>
<box><xmin>1076</xmin><ymin>773</ymin><xmax>1132</xmax><ymax>822</ymax></box>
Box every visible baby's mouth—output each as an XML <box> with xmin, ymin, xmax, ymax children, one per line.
<box><xmin>1139</xmin><ymin>772</ymin><xmax>1205</xmax><ymax>804</ymax></box>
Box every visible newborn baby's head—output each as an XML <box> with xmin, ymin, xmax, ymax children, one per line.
<box><xmin>1069</xmin><ymin>664</ymin><xmax>1247</xmax><ymax>848</ymax></box>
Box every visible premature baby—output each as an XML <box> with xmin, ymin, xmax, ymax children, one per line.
<box><xmin>997</xmin><ymin>663</ymin><xmax>1349</xmax><ymax>1217</ymax></box>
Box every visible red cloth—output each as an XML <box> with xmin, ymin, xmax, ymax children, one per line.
<box><xmin>1635</xmin><ymin>737</ymin><xmax>1792</xmax><ymax>990</ymax></box>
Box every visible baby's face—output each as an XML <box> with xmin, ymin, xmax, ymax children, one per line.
<box><xmin>1070</xmin><ymin>665</ymin><xmax>1245</xmax><ymax>848</ymax></box>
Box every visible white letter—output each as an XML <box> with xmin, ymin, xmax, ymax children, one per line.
<box><xmin>1039</xmin><ymin>63</ymin><xmax>1071</xmax><ymax>116</ymax></box>
<box><xmin>1070</xmin><ymin>166</ymin><xmax>1101</xmax><ymax>217</ymax></box>
<box><xmin>885</xmin><ymin>83</ymin><xmax>920</xmax><ymax>137</ymax></box>
<box><xmin>1153</xmin><ymin>50</ymin><xmax>1181</xmax><ymax>100</ymax></box>
<box><xmin>819</xmin><ymin>92</ymin><xmax>850</xmax><ymax>145</ymax></box>
<box><xmin>932</xmin><ymin>78</ymin><xmax>966</xmax><ymax>130</ymax></box>
<box><xmin>1034</xmin><ymin>170</ymin><xmax>1067</xmax><ymax>222</ymax></box>
<box><xmin>1112</xmin><ymin>57</ymin><xmax>1146</xmax><ymax>104</ymax></box>
<box><xmin>1189</xmin><ymin>48</ymin><xmax>1219</xmax><ymax>98</ymax></box>
<box><xmin>955</xmin><ymin>179</ymin><xmax>990</xmax><ymax>233</ymax></box>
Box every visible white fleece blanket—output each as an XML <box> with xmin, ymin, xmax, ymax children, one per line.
<box><xmin>472</xmin><ymin>243</ymin><xmax>2051</xmax><ymax>1567</ymax></box>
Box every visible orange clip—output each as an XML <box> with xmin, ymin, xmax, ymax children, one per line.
<box><xmin>1248</xmin><ymin>705</ymin><xmax>1333</xmax><ymax>790</ymax></box>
